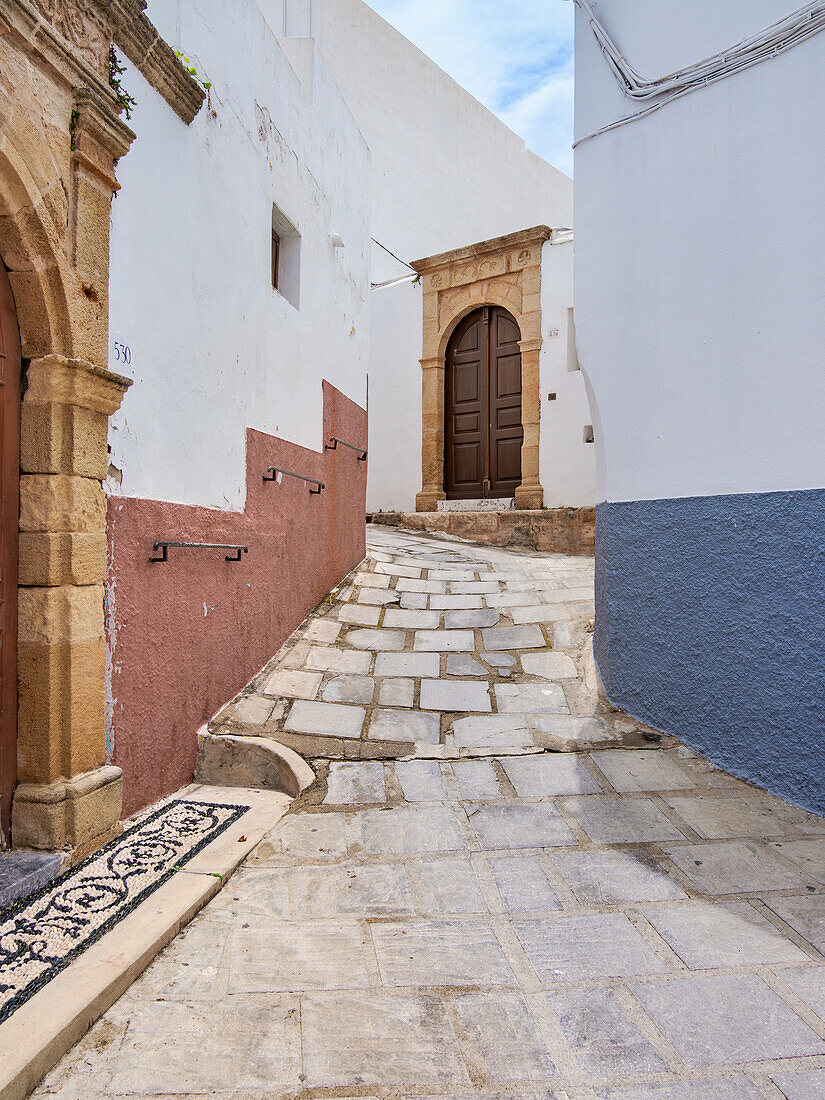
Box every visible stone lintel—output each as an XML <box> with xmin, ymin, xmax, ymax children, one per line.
<box><xmin>110</xmin><ymin>0</ymin><xmax>206</xmax><ymax>125</ymax></box>
<box><xmin>412</xmin><ymin>226</ymin><xmax>553</xmax><ymax>274</ymax></box>
<box><xmin>0</xmin><ymin>0</ymin><xmax>117</xmax><ymax>106</ymax></box>
<box><xmin>12</xmin><ymin>765</ymin><xmax>122</xmax><ymax>856</ymax></box>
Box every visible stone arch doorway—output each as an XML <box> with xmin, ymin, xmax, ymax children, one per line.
<box><xmin>445</xmin><ymin>305</ymin><xmax>523</xmax><ymax>500</ymax></box>
<box><xmin>0</xmin><ymin>260</ymin><xmax>20</xmax><ymax>842</ymax></box>
<box><xmin>412</xmin><ymin>226</ymin><xmax>549</xmax><ymax>512</ymax></box>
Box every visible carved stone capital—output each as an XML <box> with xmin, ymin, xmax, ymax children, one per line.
<box><xmin>24</xmin><ymin>354</ymin><xmax>132</xmax><ymax>414</ymax></box>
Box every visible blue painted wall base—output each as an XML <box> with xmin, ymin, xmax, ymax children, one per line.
<box><xmin>595</xmin><ymin>488</ymin><xmax>825</xmax><ymax>814</ymax></box>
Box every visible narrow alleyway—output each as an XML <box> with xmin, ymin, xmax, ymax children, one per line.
<box><xmin>33</xmin><ymin>527</ymin><xmax>825</xmax><ymax>1099</ymax></box>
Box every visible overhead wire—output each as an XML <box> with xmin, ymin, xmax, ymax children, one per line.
<box><xmin>571</xmin><ymin>0</ymin><xmax>825</xmax><ymax>143</ymax></box>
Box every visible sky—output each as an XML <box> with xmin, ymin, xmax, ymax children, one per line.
<box><xmin>364</xmin><ymin>0</ymin><xmax>575</xmax><ymax>177</ymax></box>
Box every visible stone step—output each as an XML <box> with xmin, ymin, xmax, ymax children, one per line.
<box><xmin>437</xmin><ymin>498</ymin><xmax>515</xmax><ymax>512</ymax></box>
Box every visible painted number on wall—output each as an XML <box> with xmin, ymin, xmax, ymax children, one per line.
<box><xmin>112</xmin><ymin>341</ymin><xmax>132</xmax><ymax>366</ymax></box>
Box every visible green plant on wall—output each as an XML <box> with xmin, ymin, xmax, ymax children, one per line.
<box><xmin>174</xmin><ymin>51</ymin><xmax>213</xmax><ymax>93</ymax></box>
<box><xmin>108</xmin><ymin>46</ymin><xmax>137</xmax><ymax>120</ymax></box>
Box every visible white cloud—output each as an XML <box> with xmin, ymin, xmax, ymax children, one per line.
<box><xmin>364</xmin><ymin>0</ymin><xmax>574</xmax><ymax>173</ymax></box>
<box><xmin>498</xmin><ymin>62</ymin><xmax>574</xmax><ymax>177</ymax></box>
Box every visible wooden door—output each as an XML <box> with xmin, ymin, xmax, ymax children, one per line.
<box><xmin>0</xmin><ymin>263</ymin><xmax>19</xmax><ymax>844</ymax></box>
<box><xmin>445</xmin><ymin>306</ymin><xmax>522</xmax><ymax>499</ymax></box>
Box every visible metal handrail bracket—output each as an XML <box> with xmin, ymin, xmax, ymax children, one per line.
<box><xmin>263</xmin><ymin>466</ymin><xmax>324</xmax><ymax>493</ymax></box>
<box><xmin>325</xmin><ymin>436</ymin><xmax>367</xmax><ymax>461</ymax></box>
<box><xmin>149</xmin><ymin>542</ymin><xmax>249</xmax><ymax>563</ymax></box>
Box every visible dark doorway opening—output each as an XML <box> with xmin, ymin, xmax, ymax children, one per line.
<box><xmin>444</xmin><ymin>305</ymin><xmax>522</xmax><ymax>499</ymax></box>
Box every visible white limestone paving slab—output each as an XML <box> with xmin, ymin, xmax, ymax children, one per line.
<box><xmin>284</xmin><ymin>700</ymin><xmax>365</xmax><ymax>739</ymax></box>
<box><xmin>345</xmin><ymin>628</ymin><xmax>406</xmax><ymax>651</ymax></box>
<box><xmin>419</xmin><ymin>679</ymin><xmax>492</xmax><ymax>713</ymax></box>
<box><xmin>494</xmin><ymin>683</ymin><xmax>569</xmax><ymax>714</ymax></box>
<box><xmin>394</xmin><ymin>761</ymin><xmax>447</xmax><ymax>802</ymax></box>
<box><xmin>304</xmin><ymin>646</ymin><xmax>372</xmax><ymax>674</ymax></box>
<box><xmin>451</xmin><ymin>715</ymin><xmax>537</xmax><ymax>752</ymax></box>
<box><xmin>263</xmin><ymin>668</ymin><xmax>322</xmax><ymax>699</ymax></box>
<box><xmin>354</xmin><ymin>572</ymin><xmax>391</xmax><ymax>588</ymax></box>
<box><xmin>324</xmin><ymin>762</ymin><xmax>386</xmax><ymax>805</ymax></box>
<box><xmin>414</xmin><ymin>629</ymin><xmax>475</xmax><ymax>652</ymax></box>
<box><xmin>338</xmin><ymin>604</ymin><xmax>381</xmax><ymax>626</ymax></box>
<box><xmin>368</xmin><ymin>709</ymin><xmax>441</xmax><ymax>744</ymax></box>
<box><xmin>445</xmin><ymin>609</ymin><xmax>500</xmax><ymax>629</ymax></box>
<box><xmin>304</xmin><ymin>619</ymin><xmax>342</xmax><ymax>644</ymax></box>
<box><xmin>521</xmin><ymin>651</ymin><xmax>578</xmax><ymax>679</ymax></box>
<box><xmin>481</xmin><ymin>624</ymin><xmax>546</xmax><ymax>650</ymax></box>
<box><xmin>382</xmin><ymin>608</ymin><xmax>440</xmax><ymax>629</ymax></box>
<box><xmin>374</xmin><ymin>651</ymin><xmax>439</xmax><ymax>678</ymax></box>
<box><xmin>399</xmin><ymin>592</ymin><xmax>429</xmax><ymax>610</ymax></box>
<box><xmin>321</xmin><ymin>674</ymin><xmax>374</xmax><ymax>705</ymax></box>
<box><xmin>395</xmin><ymin>578</ymin><xmax>446</xmax><ymax>593</ymax></box>
<box><xmin>357</xmin><ymin>588</ymin><xmax>400</xmax><ymax>605</ymax></box>
<box><xmin>377</xmin><ymin>678</ymin><xmax>414</xmax><ymax>707</ymax></box>
<box><xmin>430</xmin><ymin>594</ymin><xmax>484</xmax><ymax>610</ymax></box>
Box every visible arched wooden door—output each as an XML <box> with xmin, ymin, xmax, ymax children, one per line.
<box><xmin>444</xmin><ymin>305</ymin><xmax>522</xmax><ymax>499</ymax></box>
<box><xmin>0</xmin><ymin>262</ymin><xmax>20</xmax><ymax>843</ymax></box>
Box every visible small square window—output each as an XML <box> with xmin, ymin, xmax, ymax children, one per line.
<box><xmin>271</xmin><ymin>204</ymin><xmax>301</xmax><ymax>309</ymax></box>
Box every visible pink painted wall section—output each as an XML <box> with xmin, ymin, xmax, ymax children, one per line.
<box><xmin>107</xmin><ymin>381</ymin><xmax>367</xmax><ymax>817</ymax></box>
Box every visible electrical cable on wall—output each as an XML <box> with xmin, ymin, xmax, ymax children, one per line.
<box><xmin>571</xmin><ymin>0</ymin><xmax>825</xmax><ymax>143</ymax></box>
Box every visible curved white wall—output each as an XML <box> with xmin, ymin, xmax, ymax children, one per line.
<box><xmin>575</xmin><ymin>0</ymin><xmax>825</xmax><ymax>505</ymax></box>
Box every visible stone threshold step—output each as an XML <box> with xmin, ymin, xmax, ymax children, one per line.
<box><xmin>437</xmin><ymin>498</ymin><xmax>515</xmax><ymax>512</ymax></box>
<box><xmin>0</xmin><ymin>850</ymin><xmax>65</xmax><ymax>912</ymax></box>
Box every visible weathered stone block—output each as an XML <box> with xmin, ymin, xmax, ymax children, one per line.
<box><xmin>19</xmin><ymin>473</ymin><xmax>106</xmax><ymax>532</ymax></box>
<box><xmin>12</xmin><ymin>765</ymin><xmax>122</xmax><ymax>856</ymax></box>
<box><xmin>20</xmin><ymin>401</ymin><xmax>109</xmax><ymax>477</ymax></box>
<box><xmin>18</xmin><ymin>530</ymin><xmax>107</xmax><ymax>585</ymax></box>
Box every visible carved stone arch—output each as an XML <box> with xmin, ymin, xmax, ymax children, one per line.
<box><xmin>412</xmin><ymin>226</ymin><xmax>550</xmax><ymax>511</ymax></box>
<box><xmin>0</xmin><ymin>142</ymin><xmax>74</xmax><ymax>361</ymax></box>
<box><xmin>436</xmin><ymin>283</ymin><xmax>525</xmax><ymax>361</ymax></box>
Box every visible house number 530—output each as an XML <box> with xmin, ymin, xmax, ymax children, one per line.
<box><xmin>113</xmin><ymin>341</ymin><xmax>132</xmax><ymax>366</ymax></box>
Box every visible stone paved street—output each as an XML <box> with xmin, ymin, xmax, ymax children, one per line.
<box><xmin>33</xmin><ymin>528</ymin><xmax>825</xmax><ymax>1099</ymax></box>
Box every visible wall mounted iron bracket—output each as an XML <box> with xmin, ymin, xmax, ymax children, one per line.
<box><xmin>263</xmin><ymin>466</ymin><xmax>324</xmax><ymax>493</ymax></box>
<box><xmin>325</xmin><ymin>436</ymin><xmax>367</xmax><ymax>461</ymax></box>
<box><xmin>149</xmin><ymin>542</ymin><xmax>249</xmax><ymax>563</ymax></box>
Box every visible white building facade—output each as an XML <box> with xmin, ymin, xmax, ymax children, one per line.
<box><xmin>106</xmin><ymin>0</ymin><xmax>370</xmax><ymax>815</ymax></box>
<box><xmin>573</xmin><ymin>0</ymin><xmax>825</xmax><ymax>811</ymax></box>
<box><xmin>319</xmin><ymin>0</ymin><xmax>595</xmax><ymax>519</ymax></box>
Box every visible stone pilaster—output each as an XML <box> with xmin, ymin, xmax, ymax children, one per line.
<box><xmin>416</xmin><ymin>355</ymin><xmax>447</xmax><ymax>511</ymax></box>
<box><xmin>14</xmin><ymin>355</ymin><xmax>130</xmax><ymax>854</ymax></box>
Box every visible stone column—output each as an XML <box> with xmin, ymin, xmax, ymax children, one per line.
<box><xmin>416</xmin><ymin>355</ymin><xmax>447</xmax><ymax>511</ymax></box>
<box><xmin>515</xmin><ymin>336</ymin><xmax>544</xmax><ymax>509</ymax></box>
<box><xmin>13</xmin><ymin>357</ymin><xmax>130</xmax><ymax>856</ymax></box>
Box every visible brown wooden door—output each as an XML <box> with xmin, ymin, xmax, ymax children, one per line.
<box><xmin>445</xmin><ymin>306</ymin><xmax>522</xmax><ymax>499</ymax></box>
<box><xmin>0</xmin><ymin>263</ymin><xmax>19</xmax><ymax>844</ymax></box>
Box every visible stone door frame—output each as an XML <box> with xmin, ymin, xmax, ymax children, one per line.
<box><xmin>412</xmin><ymin>226</ymin><xmax>550</xmax><ymax>512</ymax></box>
<box><xmin>0</xmin><ymin>0</ymin><xmax>202</xmax><ymax>857</ymax></box>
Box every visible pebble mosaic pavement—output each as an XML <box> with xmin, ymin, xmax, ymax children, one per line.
<box><xmin>32</xmin><ymin>526</ymin><xmax>825</xmax><ymax>1099</ymax></box>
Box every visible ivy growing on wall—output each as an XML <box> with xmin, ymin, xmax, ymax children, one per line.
<box><xmin>174</xmin><ymin>52</ymin><xmax>213</xmax><ymax>94</ymax></box>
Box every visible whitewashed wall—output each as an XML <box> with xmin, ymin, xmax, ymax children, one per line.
<box><xmin>108</xmin><ymin>0</ymin><xmax>369</xmax><ymax>510</ymax></box>
<box><xmin>540</xmin><ymin>238</ymin><xmax>596</xmax><ymax>508</ymax></box>
<box><xmin>319</xmin><ymin>0</ymin><xmax>590</xmax><ymax>513</ymax></box>
<box><xmin>574</xmin><ymin>0</ymin><xmax>825</xmax><ymax>505</ymax></box>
